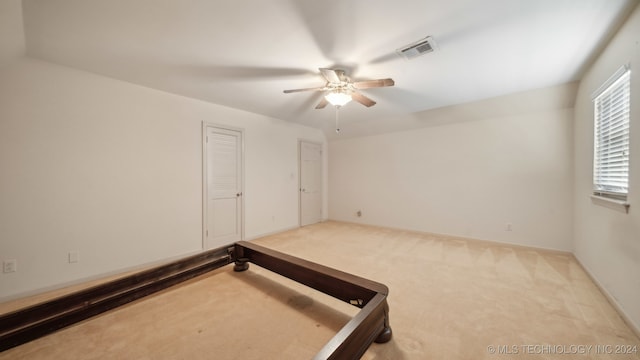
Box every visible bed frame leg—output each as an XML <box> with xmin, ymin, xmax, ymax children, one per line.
<box><xmin>233</xmin><ymin>259</ymin><xmax>249</xmax><ymax>272</ymax></box>
<box><xmin>375</xmin><ymin>305</ymin><xmax>392</xmax><ymax>343</ymax></box>
<box><xmin>375</xmin><ymin>327</ymin><xmax>392</xmax><ymax>343</ymax></box>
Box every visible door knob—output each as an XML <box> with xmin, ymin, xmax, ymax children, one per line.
<box><xmin>236</xmin><ymin>192</ymin><xmax>242</xmax><ymax>197</ymax></box>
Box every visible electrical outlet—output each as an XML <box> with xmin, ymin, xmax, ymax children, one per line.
<box><xmin>506</xmin><ymin>223</ymin><xmax>513</xmax><ymax>231</ymax></box>
<box><xmin>3</xmin><ymin>259</ymin><xmax>17</xmax><ymax>273</ymax></box>
<box><xmin>68</xmin><ymin>251</ymin><xmax>79</xmax><ymax>263</ymax></box>
<box><xmin>356</xmin><ymin>210</ymin><xmax>362</xmax><ymax>217</ymax></box>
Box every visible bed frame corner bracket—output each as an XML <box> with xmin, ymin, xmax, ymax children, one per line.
<box><xmin>227</xmin><ymin>246</ymin><xmax>236</xmax><ymax>259</ymax></box>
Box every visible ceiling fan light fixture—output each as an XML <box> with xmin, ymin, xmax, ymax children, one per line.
<box><xmin>283</xmin><ymin>68</ymin><xmax>393</xmax><ymax>110</ymax></box>
<box><xmin>325</xmin><ymin>91</ymin><xmax>352</xmax><ymax>106</ymax></box>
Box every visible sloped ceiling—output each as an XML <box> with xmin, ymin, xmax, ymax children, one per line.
<box><xmin>22</xmin><ymin>0</ymin><xmax>637</xmax><ymax>138</ymax></box>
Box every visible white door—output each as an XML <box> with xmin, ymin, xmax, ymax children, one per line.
<box><xmin>300</xmin><ymin>141</ymin><xmax>322</xmax><ymax>226</ymax></box>
<box><xmin>205</xmin><ymin>126</ymin><xmax>243</xmax><ymax>249</ymax></box>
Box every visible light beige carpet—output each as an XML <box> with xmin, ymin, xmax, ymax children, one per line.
<box><xmin>2</xmin><ymin>221</ymin><xmax>639</xmax><ymax>359</ymax></box>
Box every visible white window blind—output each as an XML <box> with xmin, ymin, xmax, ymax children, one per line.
<box><xmin>593</xmin><ymin>66</ymin><xmax>631</xmax><ymax>200</ymax></box>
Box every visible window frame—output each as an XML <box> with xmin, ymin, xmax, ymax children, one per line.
<box><xmin>592</xmin><ymin>64</ymin><xmax>631</xmax><ymax>203</ymax></box>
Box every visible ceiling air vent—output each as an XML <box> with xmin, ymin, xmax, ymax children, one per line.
<box><xmin>396</xmin><ymin>36</ymin><xmax>437</xmax><ymax>60</ymax></box>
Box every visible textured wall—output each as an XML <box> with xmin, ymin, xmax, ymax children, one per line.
<box><xmin>330</xmin><ymin>84</ymin><xmax>575</xmax><ymax>251</ymax></box>
<box><xmin>0</xmin><ymin>58</ymin><xmax>326</xmax><ymax>300</ymax></box>
<box><xmin>573</xmin><ymin>3</ymin><xmax>640</xmax><ymax>333</ymax></box>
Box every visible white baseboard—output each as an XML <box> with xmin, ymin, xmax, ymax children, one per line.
<box><xmin>1</xmin><ymin>221</ymin><xmax>324</xmax><ymax>304</ymax></box>
<box><xmin>244</xmin><ymin>224</ymin><xmax>301</xmax><ymax>241</ymax></box>
<box><xmin>243</xmin><ymin>218</ymin><xmax>331</xmax><ymax>242</ymax></box>
<box><xmin>573</xmin><ymin>253</ymin><xmax>640</xmax><ymax>339</ymax></box>
<box><xmin>0</xmin><ymin>249</ymin><xmax>203</xmax><ymax>304</ymax></box>
<box><xmin>331</xmin><ymin>219</ymin><xmax>572</xmax><ymax>255</ymax></box>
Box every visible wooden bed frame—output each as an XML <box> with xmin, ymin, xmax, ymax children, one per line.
<box><xmin>0</xmin><ymin>241</ymin><xmax>392</xmax><ymax>359</ymax></box>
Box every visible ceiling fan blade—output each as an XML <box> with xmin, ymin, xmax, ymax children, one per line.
<box><xmin>183</xmin><ymin>65</ymin><xmax>316</xmax><ymax>80</ymax></box>
<box><xmin>352</xmin><ymin>92</ymin><xmax>376</xmax><ymax>107</ymax></box>
<box><xmin>319</xmin><ymin>68</ymin><xmax>342</xmax><ymax>83</ymax></box>
<box><xmin>283</xmin><ymin>86</ymin><xmax>327</xmax><ymax>94</ymax></box>
<box><xmin>352</xmin><ymin>78</ymin><xmax>395</xmax><ymax>89</ymax></box>
<box><xmin>315</xmin><ymin>97</ymin><xmax>329</xmax><ymax>109</ymax></box>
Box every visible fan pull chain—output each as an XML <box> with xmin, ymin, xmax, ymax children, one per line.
<box><xmin>335</xmin><ymin>105</ymin><xmax>341</xmax><ymax>133</ymax></box>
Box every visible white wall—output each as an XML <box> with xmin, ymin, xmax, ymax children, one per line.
<box><xmin>0</xmin><ymin>56</ymin><xmax>326</xmax><ymax>300</ymax></box>
<box><xmin>573</xmin><ymin>3</ymin><xmax>640</xmax><ymax>332</ymax></box>
<box><xmin>0</xmin><ymin>0</ymin><xmax>25</xmax><ymax>67</ymax></box>
<box><xmin>330</xmin><ymin>84</ymin><xmax>575</xmax><ymax>251</ymax></box>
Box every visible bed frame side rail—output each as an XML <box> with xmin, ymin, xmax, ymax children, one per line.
<box><xmin>233</xmin><ymin>241</ymin><xmax>392</xmax><ymax>360</ymax></box>
<box><xmin>0</xmin><ymin>246</ymin><xmax>233</xmax><ymax>352</ymax></box>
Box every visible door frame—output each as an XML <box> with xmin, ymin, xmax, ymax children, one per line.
<box><xmin>298</xmin><ymin>139</ymin><xmax>323</xmax><ymax>227</ymax></box>
<box><xmin>202</xmin><ymin>122</ymin><xmax>245</xmax><ymax>249</ymax></box>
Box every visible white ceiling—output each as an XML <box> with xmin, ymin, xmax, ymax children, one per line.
<box><xmin>22</xmin><ymin>0</ymin><xmax>637</xmax><ymax>138</ymax></box>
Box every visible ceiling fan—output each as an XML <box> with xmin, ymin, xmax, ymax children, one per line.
<box><xmin>283</xmin><ymin>68</ymin><xmax>395</xmax><ymax>109</ymax></box>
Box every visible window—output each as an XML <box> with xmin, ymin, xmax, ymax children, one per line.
<box><xmin>593</xmin><ymin>65</ymin><xmax>631</xmax><ymax>201</ymax></box>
